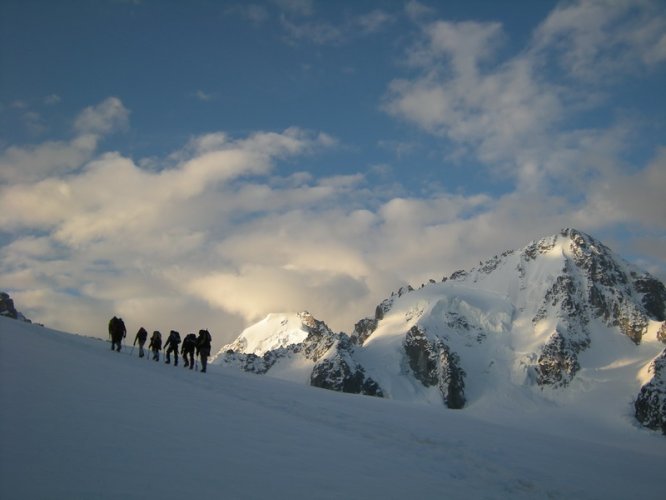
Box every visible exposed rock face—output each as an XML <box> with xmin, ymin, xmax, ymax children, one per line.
<box><xmin>403</xmin><ymin>326</ymin><xmax>466</xmax><ymax>409</ymax></box>
<box><xmin>536</xmin><ymin>331</ymin><xmax>581</xmax><ymax>387</ymax></box>
<box><xmin>635</xmin><ymin>349</ymin><xmax>666</xmax><ymax>435</ymax></box>
<box><xmin>561</xmin><ymin>228</ymin><xmax>662</xmax><ymax>345</ymax></box>
<box><xmin>0</xmin><ymin>292</ymin><xmax>30</xmax><ymax>323</ymax></box>
<box><xmin>0</xmin><ymin>292</ymin><xmax>18</xmax><ymax>319</ymax></box>
<box><xmin>351</xmin><ymin>317</ymin><xmax>377</xmax><ymax>345</ymax></box>
<box><xmin>532</xmin><ymin>268</ymin><xmax>590</xmax><ymax>386</ymax></box>
<box><xmin>528</xmin><ymin>229</ymin><xmax>663</xmax><ymax>385</ymax></box>
<box><xmin>311</xmin><ymin>335</ymin><xmax>383</xmax><ymax>397</ymax></box>
<box><xmin>634</xmin><ymin>277</ymin><xmax>666</xmax><ymax>321</ymax></box>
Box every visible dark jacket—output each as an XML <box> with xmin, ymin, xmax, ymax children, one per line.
<box><xmin>149</xmin><ymin>331</ymin><xmax>162</xmax><ymax>350</ymax></box>
<box><xmin>109</xmin><ymin>316</ymin><xmax>126</xmax><ymax>341</ymax></box>
<box><xmin>165</xmin><ymin>330</ymin><xmax>181</xmax><ymax>350</ymax></box>
<box><xmin>181</xmin><ymin>333</ymin><xmax>197</xmax><ymax>354</ymax></box>
<box><xmin>134</xmin><ymin>327</ymin><xmax>148</xmax><ymax>345</ymax></box>
<box><xmin>196</xmin><ymin>329</ymin><xmax>212</xmax><ymax>355</ymax></box>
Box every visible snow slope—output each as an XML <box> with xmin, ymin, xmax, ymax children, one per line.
<box><xmin>1</xmin><ymin>316</ymin><xmax>664</xmax><ymax>499</ymax></box>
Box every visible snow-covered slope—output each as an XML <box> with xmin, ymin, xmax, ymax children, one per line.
<box><xmin>214</xmin><ymin>228</ymin><xmax>666</xmax><ymax>434</ymax></box>
<box><xmin>1</xmin><ymin>315</ymin><xmax>665</xmax><ymax>499</ymax></box>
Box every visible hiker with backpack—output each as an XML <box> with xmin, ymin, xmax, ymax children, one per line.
<box><xmin>134</xmin><ymin>327</ymin><xmax>148</xmax><ymax>358</ymax></box>
<box><xmin>181</xmin><ymin>333</ymin><xmax>197</xmax><ymax>370</ymax></box>
<box><xmin>164</xmin><ymin>330</ymin><xmax>181</xmax><ymax>366</ymax></box>
<box><xmin>195</xmin><ymin>329</ymin><xmax>212</xmax><ymax>373</ymax></box>
<box><xmin>149</xmin><ymin>331</ymin><xmax>162</xmax><ymax>361</ymax></box>
<box><xmin>108</xmin><ymin>316</ymin><xmax>126</xmax><ymax>352</ymax></box>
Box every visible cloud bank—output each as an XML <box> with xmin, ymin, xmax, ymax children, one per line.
<box><xmin>1</xmin><ymin>1</ymin><xmax>665</xmax><ymax>350</ymax></box>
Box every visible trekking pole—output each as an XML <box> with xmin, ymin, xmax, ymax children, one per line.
<box><xmin>130</xmin><ymin>345</ymin><xmax>135</xmax><ymax>356</ymax></box>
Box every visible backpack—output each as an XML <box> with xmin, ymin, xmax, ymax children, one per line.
<box><xmin>198</xmin><ymin>329</ymin><xmax>211</xmax><ymax>348</ymax></box>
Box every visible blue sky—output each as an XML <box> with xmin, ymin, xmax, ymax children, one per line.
<box><xmin>1</xmin><ymin>0</ymin><xmax>665</xmax><ymax>346</ymax></box>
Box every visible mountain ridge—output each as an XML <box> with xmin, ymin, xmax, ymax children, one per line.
<box><xmin>214</xmin><ymin>228</ymin><xmax>666</xmax><ymax>434</ymax></box>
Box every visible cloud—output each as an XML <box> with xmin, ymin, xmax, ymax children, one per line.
<box><xmin>382</xmin><ymin>0</ymin><xmax>666</xmax><ymax>198</ymax></box>
<box><xmin>21</xmin><ymin>111</ymin><xmax>48</xmax><ymax>135</ymax></box>
<box><xmin>279</xmin><ymin>8</ymin><xmax>393</xmax><ymax>45</ymax></box>
<box><xmin>3</xmin><ymin>99</ymin><xmax>525</xmax><ymax>345</ymax></box>
<box><xmin>0</xmin><ymin>134</ymin><xmax>98</xmax><ymax>184</ymax></box>
<box><xmin>579</xmin><ymin>147</ymin><xmax>666</xmax><ymax>230</ymax></box>
<box><xmin>355</xmin><ymin>10</ymin><xmax>394</xmax><ymax>34</ymax></box>
<box><xmin>192</xmin><ymin>89</ymin><xmax>216</xmax><ymax>101</ymax></box>
<box><xmin>405</xmin><ymin>0</ymin><xmax>434</xmax><ymax>23</ymax></box>
<box><xmin>530</xmin><ymin>0</ymin><xmax>666</xmax><ymax>80</ymax></box>
<box><xmin>74</xmin><ymin>97</ymin><xmax>129</xmax><ymax>135</ymax></box>
<box><xmin>0</xmin><ymin>97</ymin><xmax>131</xmax><ymax>184</ymax></box>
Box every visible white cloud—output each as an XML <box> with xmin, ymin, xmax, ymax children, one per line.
<box><xmin>0</xmin><ymin>134</ymin><xmax>98</xmax><ymax>184</ymax></box>
<box><xmin>74</xmin><ymin>97</ymin><xmax>129</xmax><ymax>135</ymax></box>
<box><xmin>530</xmin><ymin>0</ymin><xmax>666</xmax><ymax>80</ymax></box>
<box><xmin>578</xmin><ymin>148</ymin><xmax>666</xmax><ymax>229</ymax></box>
<box><xmin>383</xmin><ymin>0</ymin><xmax>666</xmax><ymax>197</ymax></box>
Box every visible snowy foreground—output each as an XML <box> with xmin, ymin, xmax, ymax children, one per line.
<box><xmin>1</xmin><ymin>317</ymin><xmax>664</xmax><ymax>500</ymax></box>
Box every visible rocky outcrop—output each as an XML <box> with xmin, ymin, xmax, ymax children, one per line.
<box><xmin>311</xmin><ymin>335</ymin><xmax>383</xmax><ymax>397</ymax></box>
<box><xmin>562</xmin><ymin>228</ymin><xmax>663</xmax><ymax>345</ymax></box>
<box><xmin>0</xmin><ymin>292</ymin><xmax>19</xmax><ymax>319</ymax></box>
<box><xmin>634</xmin><ymin>276</ymin><xmax>666</xmax><ymax>321</ymax></box>
<box><xmin>536</xmin><ymin>331</ymin><xmax>581</xmax><ymax>387</ymax></box>
<box><xmin>532</xmin><ymin>268</ymin><xmax>590</xmax><ymax>386</ymax></box>
<box><xmin>351</xmin><ymin>317</ymin><xmax>378</xmax><ymax>346</ymax></box>
<box><xmin>635</xmin><ymin>350</ymin><xmax>666</xmax><ymax>435</ymax></box>
<box><xmin>0</xmin><ymin>292</ymin><xmax>30</xmax><ymax>323</ymax></box>
<box><xmin>403</xmin><ymin>326</ymin><xmax>466</xmax><ymax>408</ymax></box>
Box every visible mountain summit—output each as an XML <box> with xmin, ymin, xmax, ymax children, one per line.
<box><xmin>214</xmin><ymin>229</ymin><xmax>666</xmax><ymax>434</ymax></box>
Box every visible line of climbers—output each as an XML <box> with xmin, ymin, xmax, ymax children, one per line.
<box><xmin>108</xmin><ymin>316</ymin><xmax>213</xmax><ymax>373</ymax></box>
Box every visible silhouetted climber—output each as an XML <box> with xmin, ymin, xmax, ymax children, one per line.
<box><xmin>164</xmin><ymin>330</ymin><xmax>181</xmax><ymax>366</ymax></box>
<box><xmin>134</xmin><ymin>327</ymin><xmax>148</xmax><ymax>358</ymax></box>
<box><xmin>195</xmin><ymin>329</ymin><xmax>212</xmax><ymax>373</ymax></box>
<box><xmin>181</xmin><ymin>333</ymin><xmax>197</xmax><ymax>370</ymax></box>
<box><xmin>108</xmin><ymin>316</ymin><xmax>126</xmax><ymax>352</ymax></box>
<box><xmin>149</xmin><ymin>330</ymin><xmax>162</xmax><ymax>361</ymax></box>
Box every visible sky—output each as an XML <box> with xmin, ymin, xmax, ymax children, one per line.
<box><xmin>1</xmin><ymin>0</ymin><xmax>665</xmax><ymax>349</ymax></box>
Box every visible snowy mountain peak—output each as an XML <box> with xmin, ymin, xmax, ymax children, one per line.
<box><xmin>215</xmin><ymin>229</ymin><xmax>666</xmax><ymax>434</ymax></box>
<box><xmin>220</xmin><ymin>311</ymin><xmax>319</xmax><ymax>356</ymax></box>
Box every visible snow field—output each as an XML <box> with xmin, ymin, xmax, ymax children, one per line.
<box><xmin>1</xmin><ymin>316</ymin><xmax>664</xmax><ymax>499</ymax></box>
